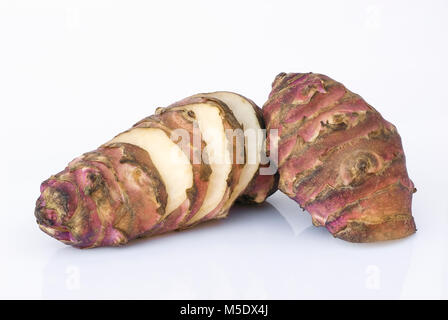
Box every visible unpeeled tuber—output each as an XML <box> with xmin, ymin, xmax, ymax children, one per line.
<box><xmin>35</xmin><ymin>92</ymin><xmax>278</xmax><ymax>248</ymax></box>
<box><xmin>263</xmin><ymin>72</ymin><xmax>416</xmax><ymax>242</ymax></box>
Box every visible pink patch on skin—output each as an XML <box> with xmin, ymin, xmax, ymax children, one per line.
<box><xmin>78</xmin><ymin>192</ymin><xmax>102</xmax><ymax>247</ymax></box>
<box><xmin>262</xmin><ymin>100</ymin><xmax>282</xmax><ymax>129</ymax></box>
<box><xmin>101</xmin><ymin>228</ymin><xmax>125</xmax><ymax>246</ymax></box>
<box><xmin>278</xmin><ymin>135</ymin><xmax>297</xmax><ymax>166</ymax></box>
<box><xmin>297</xmin><ymin>97</ymin><xmax>370</xmax><ymax>142</ymax></box>
<box><xmin>54</xmin><ymin>230</ymin><xmax>75</xmax><ymax>242</ymax></box>
<box><xmin>283</xmin><ymin>84</ymin><xmax>346</xmax><ymax>124</ymax></box>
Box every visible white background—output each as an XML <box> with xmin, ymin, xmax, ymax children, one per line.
<box><xmin>0</xmin><ymin>0</ymin><xmax>447</xmax><ymax>299</ymax></box>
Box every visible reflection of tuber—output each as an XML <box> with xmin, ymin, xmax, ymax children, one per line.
<box><xmin>35</xmin><ymin>92</ymin><xmax>278</xmax><ymax>248</ymax></box>
<box><xmin>263</xmin><ymin>73</ymin><xmax>416</xmax><ymax>242</ymax></box>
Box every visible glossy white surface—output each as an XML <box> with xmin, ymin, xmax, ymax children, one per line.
<box><xmin>0</xmin><ymin>0</ymin><xmax>447</xmax><ymax>299</ymax></box>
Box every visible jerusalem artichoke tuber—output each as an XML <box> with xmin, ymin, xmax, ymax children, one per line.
<box><xmin>35</xmin><ymin>93</ymin><xmax>277</xmax><ymax>248</ymax></box>
<box><xmin>263</xmin><ymin>72</ymin><xmax>416</xmax><ymax>242</ymax></box>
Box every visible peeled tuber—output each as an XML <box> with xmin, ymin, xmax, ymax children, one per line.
<box><xmin>35</xmin><ymin>93</ymin><xmax>278</xmax><ymax>248</ymax></box>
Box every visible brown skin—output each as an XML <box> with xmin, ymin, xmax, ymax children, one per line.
<box><xmin>263</xmin><ymin>72</ymin><xmax>416</xmax><ymax>242</ymax></box>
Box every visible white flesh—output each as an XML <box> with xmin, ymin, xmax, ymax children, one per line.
<box><xmin>110</xmin><ymin>128</ymin><xmax>193</xmax><ymax>215</ymax></box>
<box><xmin>198</xmin><ymin>92</ymin><xmax>262</xmax><ymax>210</ymax></box>
<box><xmin>184</xmin><ymin>103</ymin><xmax>232</xmax><ymax>225</ymax></box>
